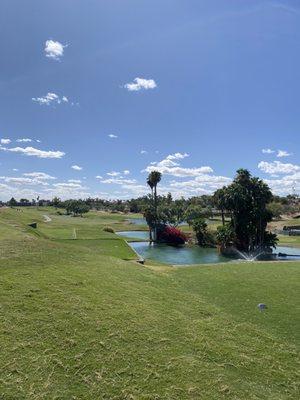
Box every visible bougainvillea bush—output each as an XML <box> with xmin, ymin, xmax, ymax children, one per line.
<box><xmin>158</xmin><ymin>226</ymin><xmax>187</xmax><ymax>245</ymax></box>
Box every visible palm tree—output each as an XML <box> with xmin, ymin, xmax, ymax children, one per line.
<box><xmin>148</xmin><ymin>171</ymin><xmax>161</xmax><ymax>207</ymax></box>
<box><xmin>147</xmin><ymin>171</ymin><xmax>162</xmax><ymax>241</ymax></box>
<box><xmin>213</xmin><ymin>187</ymin><xmax>226</xmax><ymax>226</ymax></box>
<box><xmin>147</xmin><ymin>178</ymin><xmax>154</xmax><ymax>198</ymax></box>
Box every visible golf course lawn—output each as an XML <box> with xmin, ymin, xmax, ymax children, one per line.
<box><xmin>0</xmin><ymin>207</ymin><xmax>299</xmax><ymax>399</ymax></box>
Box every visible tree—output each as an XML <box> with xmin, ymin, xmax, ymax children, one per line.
<box><xmin>267</xmin><ymin>202</ymin><xmax>284</xmax><ymax>220</ymax></box>
<box><xmin>147</xmin><ymin>178</ymin><xmax>154</xmax><ymax>198</ymax></box>
<box><xmin>213</xmin><ymin>188</ymin><xmax>227</xmax><ymax>225</ymax></box>
<box><xmin>159</xmin><ymin>199</ymin><xmax>186</xmax><ymax>227</ymax></box>
<box><xmin>65</xmin><ymin>200</ymin><xmax>90</xmax><ymax>217</ymax></box>
<box><xmin>19</xmin><ymin>198</ymin><xmax>30</xmax><ymax>206</ymax></box>
<box><xmin>143</xmin><ymin>206</ymin><xmax>156</xmax><ymax>242</ymax></box>
<box><xmin>8</xmin><ymin>197</ymin><xmax>17</xmax><ymax>207</ymax></box>
<box><xmin>184</xmin><ymin>205</ymin><xmax>205</xmax><ymax>226</ymax></box>
<box><xmin>52</xmin><ymin>196</ymin><xmax>61</xmax><ymax>209</ymax></box>
<box><xmin>146</xmin><ymin>171</ymin><xmax>162</xmax><ymax>241</ymax></box>
<box><xmin>217</xmin><ymin>169</ymin><xmax>277</xmax><ymax>252</ymax></box>
<box><xmin>148</xmin><ymin>171</ymin><xmax>161</xmax><ymax>211</ymax></box>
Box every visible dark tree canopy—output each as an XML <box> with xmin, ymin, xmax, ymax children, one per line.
<box><xmin>216</xmin><ymin>169</ymin><xmax>277</xmax><ymax>252</ymax></box>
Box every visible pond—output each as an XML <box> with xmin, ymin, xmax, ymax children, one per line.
<box><xmin>274</xmin><ymin>246</ymin><xmax>300</xmax><ymax>258</ymax></box>
<box><xmin>117</xmin><ymin>231</ymin><xmax>300</xmax><ymax>265</ymax></box>
<box><xmin>126</xmin><ymin>218</ymin><xmax>195</xmax><ymax>226</ymax></box>
<box><xmin>129</xmin><ymin>241</ymin><xmax>230</xmax><ymax>265</ymax></box>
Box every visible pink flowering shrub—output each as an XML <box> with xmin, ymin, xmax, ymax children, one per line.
<box><xmin>158</xmin><ymin>226</ymin><xmax>187</xmax><ymax>245</ymax></box>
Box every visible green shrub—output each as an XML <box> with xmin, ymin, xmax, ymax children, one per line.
<box><xmin>192</xmin><ymin>218</ymin><xmax>215</xmax><ymax>247</ymax></box>
<box><xmin>103</xmin><ymin>227</ymin><xmax>115</xmax><ymax>233</ymax></box>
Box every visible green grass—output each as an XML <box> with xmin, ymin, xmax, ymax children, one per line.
<box><xmin>0</xmin><ymin>207</ymin><xmax>299</xmax><ymax>399</ymax></box>
<box><xmin>277</xmin><ymin>234</ymin><xmax>300</xmax><ymax>248</ymax></box>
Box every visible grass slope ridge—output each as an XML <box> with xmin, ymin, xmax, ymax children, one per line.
<box><xmin>0</xmin><ymin>208</ymin><xmax>299</xmax><ymax>399</ymax></box>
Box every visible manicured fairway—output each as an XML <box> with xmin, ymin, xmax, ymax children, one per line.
<box><xmin>0</xmin><ymin>207</ymin><xmax>299</xmax><ymax>399</ymax></box>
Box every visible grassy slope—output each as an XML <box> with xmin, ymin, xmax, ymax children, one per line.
<box><xmin>0</xmin><ymin>208</ymin><xmax>299</xmax><ymax>399</ymax></box>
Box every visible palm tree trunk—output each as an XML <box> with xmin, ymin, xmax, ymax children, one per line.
<box><xmin>154</xmin><ymin>185</ymin><xmax>157</xmax><ymax>241</ymax></box>
<box><xmin>221</xmin><ymin>208</ymin><xmax>225</xmax><ymax>226</ymax></box>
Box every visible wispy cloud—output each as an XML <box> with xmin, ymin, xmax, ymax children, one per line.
<box><xmin>262</xmin><ymin>148</ymin><xmax>275</xmax><ymax>154</ymax></box>
<box><xmin>68</xmin><ymin>179</ymin><xmax>82</xmax><ymax>183</ymax></box>
<box><xmin>100</xmin><ymin>177</ymin><xmax>137</xmax><ymax>185</ymax></box>
<box><xmin>277</xmin><ymin>149</ymin><xmax>292</xmax><ymax>158</ymax></box>
<box><xmin>107</xmin><ymin>171</ymin><xmax>120</xmax><ymax>177</ymax></box>
<box><xmin>0</xmin><ymin>171</ymin><xmax>56</xmax><ymax>186</ymax></box>
<box><xmin>0</xmin><ymin>145</ymin><xmax>65</xmax><ymax>159</ymax></box>
<box><xmin>16</xmin><ymin>138</ymin><xmax>32</xmax><ymax>143</ymax></box>
<box><xmin>32</xmin><ymin>92</ymin><xmax>69</xmax><ymax>106</ymax></box>
<box><xmin>44</xmin><ymin>40</ymin><xmax>66</xmax><ymax>60</ymax></box>
<box><xmin>124</xmin><ymin>77</ymin><xmax>157</xmax><ymax>92</ymax></box>
<box><xmin>23</xmin><ymin>172</ymin><xmax>56</xmax><ymax>180</ymax></box>
<box><xmin>108</xmin><ymin>134</ymin><xmax>118</xmax><ymax>139</ymax></box>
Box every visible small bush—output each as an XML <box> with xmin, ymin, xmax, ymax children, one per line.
<box><xmin>158</xmin><ymin>226</ymin><xmax>187</xmax><ymax>245</ymax></box>
<box><xmin>192</xmin><ymin>218</ymin><xmax>216</xmax><ymax>247</ymax></box>
<box><xmin>103</xmin><ymin>227</ymin><xmax>115</xmax><ymax>233</ymax></box>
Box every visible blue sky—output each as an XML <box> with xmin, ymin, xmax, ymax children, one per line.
<box><xmin>0</xmin><ymin>0</ymin><xmax>299</xmax><ymax>200</ymax></box>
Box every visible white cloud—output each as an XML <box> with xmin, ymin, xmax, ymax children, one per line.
<box><xmin>262</xmin><ymin>148</ymin><xmax>275</xmax><ymax>154</ymax></box>
<box><xmin>96</xmin><ymin>175</ymin><xmax>103</xmax><ymax>179</ymax></box>
<box><xmin>124</xmin><ymin>77</ymin><xmax>157</xmax><ymax>92</ymax></box>
<box><xmin>32</xmin><ymin>92</ymin><xmax>69</xmax><ymax>106</ymax></box>
<box><xmin>71</xmin><ymin>165</ymin><xmax>83</xmax><ymax>171</ymax></box>
<box><xmin>0</xmin><ymin>171</ymin><xmax>56</xmax><ymax>187</ymax></box>
<box><xmin>53</xmin><ymin>182</ymin><xmax>85</xmax><ymax>189</ymax></box>
<box><xmin>44</xmin><ymin>40</ymin><xmax>66</xmax><ymax>60</ymax></box>
<box><xmin>16</xmin><ymin>138</ymin><xmax>32</xmax><ymax>143</ymax></box>
<box><xmin>123</xmin><ymin>170</ymin><xmax>130</xmax><ymax>175</ymax></box>
<box><xmin>43</xmin><ymin>181</ymin><xmax>90</xmax><ymax>200</ymax></box>
<box><xmin>100</xmin><ymin>177</ymin><xmax>137</xmax><ymax>185</ymax></box>
<box><xmin>107</xmin><ymin>171</ymin><xmax>120</xmax><ymax>177</ymax></box>
<box><xmin>144</xmin><ymin>152</ymin><xmax>212</xmax><ymax>177</ymax></box>
<box><xmin>0</xmin><ymin>145</ymin><xmax>65</xmax><ymax>159</ymax></box>
<box><xmin>0</xmin><ymin>176</ymin><xmax>38</xmax><ymax>185</ymax></box>
<box><xmin>156</xmin><ymin>152</ymin><xmax>189</xmax><ymax>168</ymax></box>
<box><xmin>277</xmin><ymin>150</ymin><xmax>292</xmax><ymax>158</ymax></box>
<box><xmin>140</xmin><ymin>150</ymin><xmax>147</xmax><ymax>154</ymax></box>
<box><xmin>108</xmin><ymin>134</ymin><xmax>118</xmax><ymax>139</ymax></box>
<box><xmin>258</xmin><ymin>161</ymin><xmax>300</xmax><ymax>175</ymax></box>
<box><xmin>169</xmin><ymin>174</ymin><xmax>232</xmax><ymax>193</ymax></box>
<box><xmin>23</xmin><ymin>172</ymin><xmax>56</xmax><ymax>180</ymax></box>
<box><xmin>1</xmin><ymin>138</ymin><xmax>11</xmax><ymax>144</ymax></box>
<box><xmin>265</xmin><ymin>172</ymin><xmax>300</xmax><ymax>196</ymax></box>
<box><xmin>12</xmin><ymin>168</ymin><xmax>19</xmax><ymax>172</ymax></box>
<box><xmin>68</xmin><ymin>179</ymin><xmax>81</xmax><ymax>183</ymax></box>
